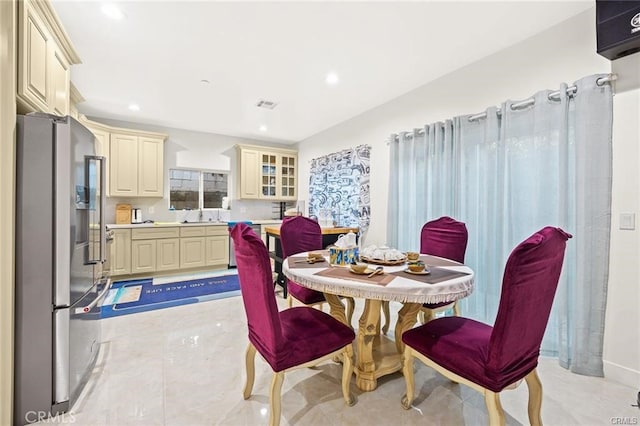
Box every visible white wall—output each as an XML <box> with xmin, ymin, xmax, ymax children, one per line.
<box><xmin>91</xmin><ymin>117</ymin><xmax>292</xmax><ymax>223</ymax></box>
<box><xmin>296</xmin><ymin>8</ymin><xmax>639</xmax><ymax>387</ymax></box>
<box><xmin>604</xmin><ymin>51</ymin><xmax>640</xmax><ymax>387</ymax></box>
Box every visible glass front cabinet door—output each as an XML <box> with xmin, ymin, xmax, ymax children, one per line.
<box><xmin>237</xmin><ymin>145</ymin><xmax>297</xmax><ymax>201</ymax></box>
<box><xmin>280</xmin><ymin>155</ymin><xmax>296</xmax><ymax>199</ymax></box>
<box><xmin>260</xmin><ymin>153</ymin><xmax>277</xmax><ymax>197</ymax></box>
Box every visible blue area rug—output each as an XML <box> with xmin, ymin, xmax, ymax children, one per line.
<box><xmin>101</xmin><ymin>274</ymin><xmax>241</xmax><ymax>318</ymax></box>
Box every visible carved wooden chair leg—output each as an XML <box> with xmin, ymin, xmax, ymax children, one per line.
<box><xmin>525</xmin><ymin>369</ymin><xmax>543</xmax><ymax>426</ymax></box>
<box><xmin>342</xmin><ymin>344</ymin><xmax>356</xmax><ymax>406</ymax></box>
<box><xmin>243</xmin><ymin>343</ymin><xmax>257</xmax><ymax>399</ymax></box>
<box><xmin>269</xmin><ymin>371</ymin><xmax>285</xmax><ymax>426</ymax></box>
<box><xmin>452</xmin><ymin>301</ymin><xmax>460</xmax><ymax>316</ymax></box>
<box><xmin>484</xmin><ymin>390</ymin><xmax>506</xmax><ymax>426</ymax></box>
<box><xmin>422</xmin><ymin>308</ymin><xmax>435</xmax><ymax>324</ymax></box>
<box><xmin>401</xmin><ymin>347</ymin><xmax>415</xmax><ymax>409</ymax></box>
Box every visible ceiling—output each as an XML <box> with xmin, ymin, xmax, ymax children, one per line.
<box><xmin>51</xmin><ymin>1</ymin><xmax>593</xmax><ymax>144</ymax></box>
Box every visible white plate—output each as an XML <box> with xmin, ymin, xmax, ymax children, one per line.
<box><xmin>349</xmin><ymin>268</ymin><xmax>375</xmax><ymax>275</ymax></box>
<box><xmin>404</xmin><ymin>268</ymin><xmax>430</xmax><ymax>275</ymax></box>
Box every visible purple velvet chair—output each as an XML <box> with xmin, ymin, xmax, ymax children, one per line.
<box><xmin>380</xmin><ymin>216</ymin><xmax>468</xmax><ymax>330</ymax></box>
<box><xmin>419</xmin><ymin>216</ymin><xmax>468</xmax><ymax>321</ymax></box>
<box><xmin>230</xmin><ymin>223</ymin><xmax>356</xmax><ymax>426</ymax></box>
<box><xmin>280</xmin><ymin>216</ymin><xmax>355</xmax><ymax>325</ymax></box>
<box><xmin>401</xmin><ymin>226</ymin><xmax>572</xmax><ymax>425</ymax></box>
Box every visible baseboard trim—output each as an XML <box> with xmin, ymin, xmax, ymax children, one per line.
<box><xmin>603</xmin><ymin>360</ymin><xmax>640</xmax><ymax>388</ymax></box>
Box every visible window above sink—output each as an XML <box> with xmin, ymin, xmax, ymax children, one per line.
<box><xmin>169</xmin><ymin>169</ymin><xmax>228</xmax><ymax>210</ymax></box>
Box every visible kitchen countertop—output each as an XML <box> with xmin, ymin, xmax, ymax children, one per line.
<box><xmin>263</xmin><ymin>225</ymin><xmax>358</xmax><ymax>236</ymax></box>
<box><xmin>107</xmin><ymin>219</ymin><xmax>282</xmax><ymax>229</ymax></box>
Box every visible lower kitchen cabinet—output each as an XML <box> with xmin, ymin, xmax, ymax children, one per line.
<box><xmin>205</xmin><ymin>226</ymin><xmax>229</xmax><ymax>266</ymax></box>
<box><xmin>156</xmin><ymin>238</ymin><xmax>180</xmax><ymax>271</ymax></box>
<box><xmin>111</xmin><ymin>229</ymin><xmax>131</xmax><ymax>275</ymax></box>
<box><xmin>180</xmin><ymin>237</ymin><xmax>205</xmax><ymax>268</ymax></box>
<box><xmin>205</xmin><ymin>235</ymin><xmax>229</xmax><ymax>266</ymax></box>
<box><xmin>132</xmin><ymin>239</ymin><xmax>156</xmax><ymax>274</ymax></box>
<box><xmin>130</xmin><ymin>227</ymin><xmax>180</xmax><ymax>275</ymax></box>
<box><xmin>110</xmin><ymin>225</ymin><xmax>229</xmax><ymax>277</ymax></box>
<box><xmin>180</xmin><ymin>226</ymin><xmax>206</xmax><ymax>269</ymax></box>
<box><xmin>131</xmin><ymin>238</ymin><xmax>180</xmax><ymax>274</ymax></box>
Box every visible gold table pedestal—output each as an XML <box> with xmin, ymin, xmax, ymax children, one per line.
<box><xmin>325</xmin><ymin>294</ymin><xmax>421</xmax><ymax>391</ymax></box>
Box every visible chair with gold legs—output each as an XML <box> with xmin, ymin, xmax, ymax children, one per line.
<box><xmin>280</xmin><ymin>216</ymin><xmax>355</xmax><ymax>326</ymax></box>
<box><xmin>380</xmin><ymin>216</ymin><xmax>468</xmax><ymax>330</ymax></box>
<box><xmin>230</xmin><ymin>223</ymin><xmax>356</xmax><ymax>426</ymax></box>
<box><xmin>419</xmin><ymin>216</ymin><xmax>468</xmax><ymax>322</ymax></box>
<box><xmin>401</xmin><ymin>226</ymin><xmax>571</xmax><ymax>425</ymax></box>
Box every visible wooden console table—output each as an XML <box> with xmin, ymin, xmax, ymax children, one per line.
<box><xmin>263</xmin><ymin>225</ymin><xmax>358</xmax><ymax>298</ymax></box>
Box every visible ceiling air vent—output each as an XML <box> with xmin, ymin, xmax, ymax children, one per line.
<box><xmin>256</xmin><ymin>99</ymin><xmax>278</xmax><ymax>110</ymax></box>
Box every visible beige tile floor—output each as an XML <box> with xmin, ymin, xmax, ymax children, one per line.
<box><xmin>42</xmin><ymin>279</ymin><xmax>638</xmax><ymax>426</ymax></box>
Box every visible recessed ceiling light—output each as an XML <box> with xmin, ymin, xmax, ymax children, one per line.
<box><xmin>325</xmin><ymin>72</ymin><xmax>339</xmax><ymax>85</ymax></box>
<box><xmin>128</xmin><ymin>104</ymin><xmax>140</xmax><ymax>111</ymax></box>
<box><xmin>200</xmin><ymin>79</ymin><xmax>210</xmax><ymax>84</ymax></box>
<box><xmin>259</xmin><ymin>125</ymin><xmax>268</xmax><ymax>132</ymax></box>
<box><xmin>101</xmin><ymin>4</ymin><xmax>125</xmax><ymax>20</ymax></box>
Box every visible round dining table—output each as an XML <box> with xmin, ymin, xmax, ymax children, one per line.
<box><xmin>283</xmin><ymin>252</ymin><xmax>474</xmax><ymax>392</ymax></box>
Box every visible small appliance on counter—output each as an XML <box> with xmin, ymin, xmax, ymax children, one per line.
<box><xmin>131</xmin><ymin>208</ymin><xmax>143</xmax><ymax>224</ymax></box>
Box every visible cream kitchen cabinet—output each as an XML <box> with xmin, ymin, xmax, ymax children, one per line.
<box><xmin>110</xmin><ymin>132</ymin><xmax>165</xmax><ymax>197</ymax></box>
<box><xmin>110</xmin><ymin>229</ymin><xmax>132</xmax><ymax>276</ymax></box>
<box><xmin>239</xmin><ymin>147</ymin><xmax>261</xmax><ymax>198</ymax></box>
<box><xmin>130</xmin><ymin>227</ymin><xmax>180</xmax><ymax>274</ymax></box>
<box><xmin>17</xmin><ymin>0</ymin><xmax>80</xmax><ymax>115</ymax></box>
<box><xmin>80</xmin><ymin>117</ymin><xmax>111</xmax><ymax>195</ymax></box>
<box><xmin>156</xmin><ymin>238</ymin><xmax>180</xmax><ymax>272</ymax></box>
<box><xmin>205</xmin><ymin>226</ymin><xmax>229</xmax><ymax>266</ymax></box>
<box><xmin>180</xmin><ymin>227</ymin><xmax>206</xmax><ymax>269</ymax></box>
<box><xmin>131</xmin><ymin>239</ymin><xmax>156</xmax><ymax>274</ymax></box>
<box><xmin>236</xmin><ymin>145</ymin><xmax>297</xmax><ymax>201</ymax></box>
<box><xmin>110</xmin><ymin>225</ymin><xmax>229</xmax><ymax>277</ymax></box>
<box><xmin>78</xmin><ymin>115</ymin><xmax>167</xmax><ymax>198</ymax></box>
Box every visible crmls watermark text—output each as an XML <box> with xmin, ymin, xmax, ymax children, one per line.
<box><xmin>611</xmin><ymin>417</ymin><xmax>639</xmax><ymax>425</ymax></box>
<box><xmin>24</xmin><ymin>411</ymin><xmax>76</xmax><ymax>423</ymax></box>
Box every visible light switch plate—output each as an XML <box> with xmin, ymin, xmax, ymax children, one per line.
<box><xmin>620</xmin><ymin>213</ymin><xmax>635</xmax><ymax>230</ymax></box>
<box><xmin>148</xmin><ymin>206</ymin><xmax>154</xmax><ymax>214</ymax></box>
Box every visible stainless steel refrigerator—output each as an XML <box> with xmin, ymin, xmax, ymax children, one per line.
<box><xmin>14</xmin><ymin>113</ymin><xmax>110</xmax><ymax>425</ymax></box>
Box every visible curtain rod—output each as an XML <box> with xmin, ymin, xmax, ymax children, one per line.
<box><xmin>388</xmin><ymin>73</ymin><xmax>618</xmax><ymax>143</ymax></box>
<box><xmin>467</xmin><ymin>87</ymin><xmax>577</xmax><ymax>122</ymax></box>
<box><xmin>467</xmin><ymin>74</ymin><xmax>617</xmax><ymax>122</ymax></box>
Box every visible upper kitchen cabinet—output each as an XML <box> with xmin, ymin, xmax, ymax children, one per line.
<box><xmin>68</xmin><ymin>83</ymin><xmax>84</xmax><ymax>120</ymax></box>
<box><xmin>236</xmin><ymin>145</ymin><xmax>297</xmax><ymax>201</ymax></box>
<box><xmin>110</xmin><ymin>131</ymin><xmax>166</xmax><ymax>197</ymax></box>
<box><xmin>79</xmin><ymin>115</ymin><xmax>168</xmax><ymax>197</ymax></box>
<box><xmin>80</xmin><ymin>115</ymin><xmax>111</xmax><ymax>193</ymax></box>
<box><xmin>17</xmin><ymin>0</ymin><xmax>81</xmax><ymax>115</ymax></box>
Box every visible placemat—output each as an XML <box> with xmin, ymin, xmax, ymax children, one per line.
<box><xmin>287</xmin><ymin>256</ymin><xmax>328</xmax><ymax>269</ymax></box>
<box><xmin>420</xmin><ymin>255</ymin><xmax>464</xmax><ymax>267</ymax></box>
<box><xmin>391</xmin><ymin>267</ymin><xmax>470</xmax><ymax>284</ymax></box>
<box><xmin>314</xmin><ymin>267</ymin><xmax>396</xmax><ymax>286</ymax></box>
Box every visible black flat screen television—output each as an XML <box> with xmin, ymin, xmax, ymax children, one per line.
<box><xmin>596</xmin><ymin>0</ymin><xmax>640</xmax><ymax>60</ymax></box>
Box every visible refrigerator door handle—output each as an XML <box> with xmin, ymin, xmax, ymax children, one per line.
<box><xmin>74</xmin><ymin>277</ymin><xmax>112</xmax><ymax>315</ymax></box>
<box><xmin>85</xmin><ymin>155</ymin><xmax>106</xmax><ymax>264</ymax></box>
<box><xmin>98</xmin><ymin>156</ymin><xmax>106</xmax><ymax>263</ymax></box>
